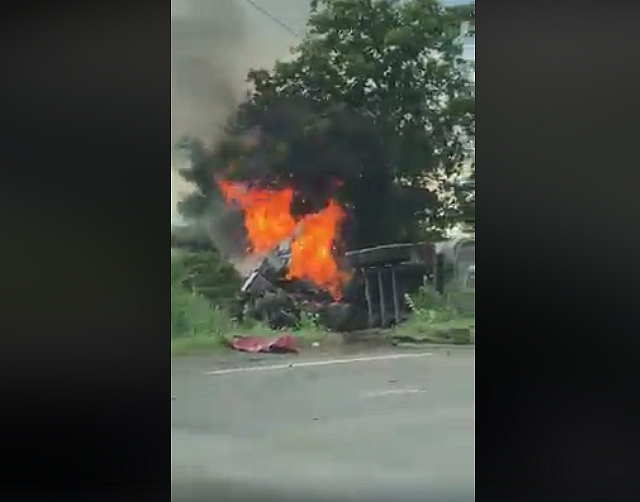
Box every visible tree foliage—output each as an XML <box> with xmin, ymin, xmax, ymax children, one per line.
<box><xmin>178</xmin><ymin>0</ymin><xmax>475</xmax><ymax>246</ymax></box>
<box><xmin>451</xmin><ymin>173</ymin><xmax>475</xmax><ymax>232</ymax></box>
<box><xmin>252</xmin><ymin>0</ymin><xmax>474</xmax><ymax>179</ymax></box>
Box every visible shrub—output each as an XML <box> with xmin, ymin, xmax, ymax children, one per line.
<box><xmin>171</xmin><ymin>249</ymin><xmax>242</xmax><ymax>311</ymax></box>
<box><xmin>171</xmin><ymin>283</ymin><xmax>235</xmax><ymax>340</ymax></box>
<box><xmin>398</xmin><ymin>280</ymin><xmax>475</xmax><ymax>344</ymax></box>
<box><xmin>171</xmin><ymin>249</ymin><xmax>242</xmax><ymax>340</ymax></box>
<box><xmin>406</xmin><ymin>281</ymin><xmax>470</xmax><ymax>324</ymax></box>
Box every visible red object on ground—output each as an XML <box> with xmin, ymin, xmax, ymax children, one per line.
<box><xmin>231</xmin><ymin>334</ymin><xmax>298</xmax><ymax>354</ymax></box>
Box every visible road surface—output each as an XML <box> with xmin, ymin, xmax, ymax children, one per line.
<box><xmin>171</xmin><ymin>348</ymin><xmax>475</xmax><ymax>501</ymax></box>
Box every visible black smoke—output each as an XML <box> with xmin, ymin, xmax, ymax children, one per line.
<box><xmin>171</xmin><ymin>0</ymin><xmax>248</xmax><ymax>145</ymax></box>
<box><xmin>180</xmin><ymin>95</ymin><xmax>435</xmax><ymax>251</ymax></box>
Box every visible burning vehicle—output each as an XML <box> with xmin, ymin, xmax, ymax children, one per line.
<box><xmin>196</xmin><ymin>177</ymin><xmax>473</xmax><ymax>332</ymax></box>
<box><xmin>171</xmin><ymin>159</ymin><xmax>475</xmax><ymax>332</ymax></box>
<box><xmin>171</xmin><ymin>175</ymin><xmax>475</xmax><ymax>333</ymax></box>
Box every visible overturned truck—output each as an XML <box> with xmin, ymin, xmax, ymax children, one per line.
<box><xmin>233</xmin><ymin>238</ymin><xmax>474</xmax><ymax>332</ymax></box>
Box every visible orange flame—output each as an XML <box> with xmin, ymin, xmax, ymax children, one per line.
<box><xmin>217</xmin><ymin>179</ymin><xmax>297</xmax><ymax>254</ymax></box>
<box><xmin>287</xmin><ymin>200</ymin><xmax>351</xmax><ymax>299</ymax></box>
<box><xmin>217</xmin><ymin>178</ymin><xmax>351</xmax><ymax>299</ymax></box>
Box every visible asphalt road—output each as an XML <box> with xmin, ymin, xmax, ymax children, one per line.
<box><xmin>171</xmin><ymin>348</ymin><xmax>475</xmax><ymax>501</ymax></box>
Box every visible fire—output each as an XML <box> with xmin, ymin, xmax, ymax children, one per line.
<box><xmin>287</xmin><ymin>199</ymin><xmax>352</xmax><ymax>299</ymax></box>
<box><xmin>217</xmin><ymin>179</ymin><xmax>297</xmax><ymax>254</ymax></box>
<box><xmin>217</xmin><ymin>178</ymin><xmax>351</xmax><ymax>299</ymax></box>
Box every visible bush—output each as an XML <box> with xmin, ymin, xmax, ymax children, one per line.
<box><xmin>171</xmin><ymin>284</ymin><xmax>235</xmax><ymax>340</ymax></box>
<box><xmin>406</xmin><ymin>281</ymin><xmax>464</xmax><ymax>324</ymax></box>
<box><xmin>171</xmin><ymin>249</ymin><xmax>242</xmax><ymax>341</ymax></box>
<box><xmin>171</xmin><ymin>249</ymin><xmax>242</xmax><ymax>311</ymax></box>
<box><xmin>395</xmin><ymin>280</ymin><xmax>474</xmax><ymax>344</ymax></box>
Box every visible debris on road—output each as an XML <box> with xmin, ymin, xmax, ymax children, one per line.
<box><xmin>230</xmin><ymin>334</ymin><xmax>299</xmax><ymax>354</ymax></box>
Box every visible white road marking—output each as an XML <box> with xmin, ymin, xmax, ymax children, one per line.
<box><xmin>362</xmin><ymin>388</ymin><xmax>427</xmax><ymax>398</ymax></box>
<box><xmin>205</xmin><ymin>352</ymin><xmax>434</xmax><ymax>376</ymax></box>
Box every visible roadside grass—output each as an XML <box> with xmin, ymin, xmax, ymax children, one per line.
<box><xmin>291</xmin><ymin>311</ymin><xmax>331</xmax><ymax>345</ymax></box>
<box><xmin>170</xmin><ymin>292</ymin><xmax>332</xmax><ymax>355</ymax></box>
<box><xmin>171</xmin><ymin>284</ymin><xmax>232</xmax><ymax>354</ymax></box>
<box><xmin>171</xmin><ymin>254</ymin><xmax>331</xmax><ymax>355</ymax></box>
<box><xmin>392</xmin><ymin>283</ymin><xmax>475</xmax><ymax>345</ymax></box>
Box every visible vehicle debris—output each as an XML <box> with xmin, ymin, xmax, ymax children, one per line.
<box><xmin>230</xmin><ymin>334</ymin><xmax>299</xmax><ymax>354</ymax></box>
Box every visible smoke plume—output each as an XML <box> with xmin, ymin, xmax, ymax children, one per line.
<box><xmin>171</xmin><ymin>0</ymin><xmax>251</xmax><ymax>262</ymax></box>
<box><xmin>171</xmin><ymin>0</ymin><xmax>248</xmax><ymax>146</ymax></box>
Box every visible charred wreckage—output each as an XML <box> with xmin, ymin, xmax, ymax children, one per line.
<box><xmin>233</xmin><ymin>239</ymin><xmax>441</xmax><ymax>332</ymax></box>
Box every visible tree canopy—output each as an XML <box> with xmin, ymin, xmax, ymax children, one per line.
<box><xmin>178</xmin><ymin>0</ymin><xmax>475</xmax><ymax>247</ymax></box>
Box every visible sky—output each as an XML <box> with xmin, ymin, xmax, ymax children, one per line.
<box><xmin>171</xmin><ymin>0</ymin><xmax>474</xmax><ymax>69</ymax></box>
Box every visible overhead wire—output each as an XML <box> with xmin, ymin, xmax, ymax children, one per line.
<box><xmin>240</xmin><ymin>0</ymin><xmax>300</xmax><ymax>37</ymax></box>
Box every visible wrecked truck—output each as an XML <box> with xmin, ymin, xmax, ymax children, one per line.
<box><xmin>232</xmin><ymin>237</ymin><xmax>474</xmax><ymax>332</ymax></box>
<box><xmin>171</xmin><ymin>222</ymin><xmax>474</xmax><ymax>332</ymax></box>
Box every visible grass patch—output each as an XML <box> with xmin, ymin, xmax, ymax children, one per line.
<box><xmin>170</xmin><ymin>322</ymin><xmax>334</xmax><ymax>356</ymax></box>
<box><xmin>393</xmin><ymin>283</ymin><xmax>475</xmax><ymax>345</ymax></box>
<box><xmin>289</xmin><ymin>311</ymin><xmax>330</xmax><ymax>345</ymax></box>
<box><xmin>170</xmin><ymin>289</ymin><xmax>332</xmax><ymax>355</ymax></box>
<box><xmin>171</xmin><ymin>333</ymin><xmax>229</xmax><ymax>355</ymax></box>
<box><xmin>171</xmin><ymin>284</ymin><xmax>235</xmax><ymax>353</ymax></box>
<box><xmin>171</xmin><ymin>251</ymin><xmax>330</xmax><ymax>355</ymax></box>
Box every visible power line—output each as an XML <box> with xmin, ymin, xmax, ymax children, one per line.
<box><xmin>241</xmin><ymin>0</ymin><xmax>299</xmax><ymax>36</ymax></box>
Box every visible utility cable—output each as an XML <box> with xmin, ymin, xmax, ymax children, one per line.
<box><xmin>241</xmin><ymin>0</ymin><xmax>300</xmax><ymax>36</ymax></box>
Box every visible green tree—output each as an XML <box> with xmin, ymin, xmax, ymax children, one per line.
<box><xmin>251</xmin><ymin>0</ymin><xmax>474</xmax><ymax>178</ymax></box>
<box><xmin>179</xmin><ymin>0</ymin><xmax>475</xmax><ymax>246</ymax></box>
